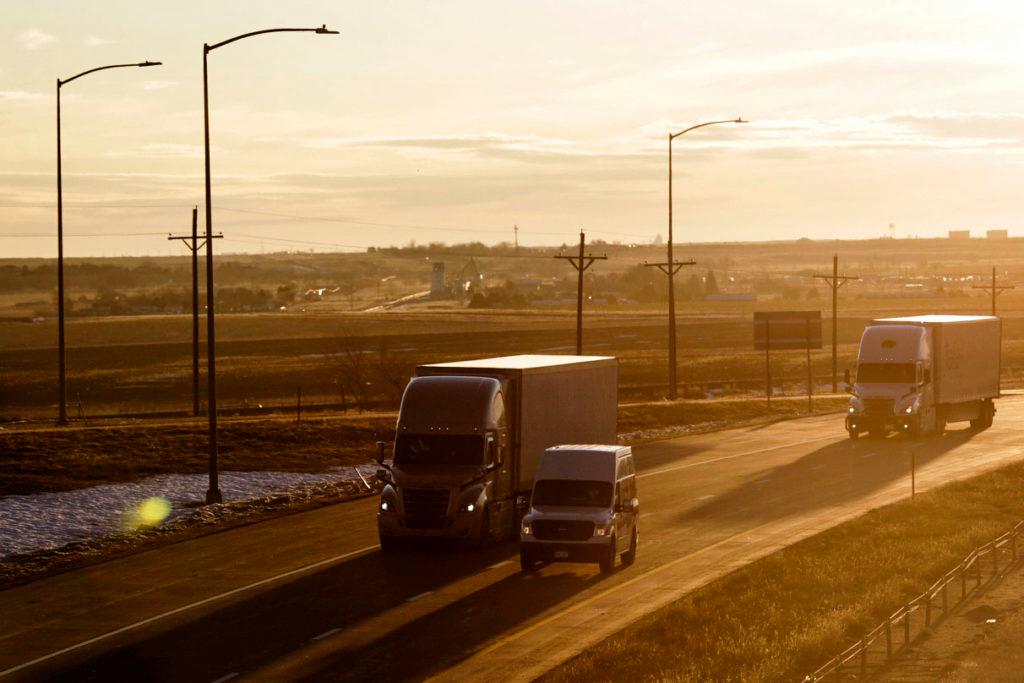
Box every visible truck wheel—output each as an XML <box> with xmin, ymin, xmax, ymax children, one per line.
<box><xmin>847</xmin><ymin>429</ymin><xmax>859</xmax><ymax>440</ymax></box>
<box><xmin>970</xmin><ymin>401</ymin><xmax>994</xmax><ymax>430</ymax></box>
<box><xmin>474</xmin><ymin>507</ymin><xmax>491</xmax><ymax>550</ymax></box>
<box><xmin>520</xmin><ymin>549</ymin><xmax>537</xmax><ymax>573</ymax></box>
<box><xmin>621</xmin><ymin>528</ymin><xmax>637</xmax><ymax>566</ymax></box>
<box><xmin>599</xmin><ymin>536</ymin><xmax>616</xmax><ymax>574</ymax></box>
<box><xmin>379</xmin><ymin>534</ymin><xmax>397</xmax><ymax>552</ymax></box>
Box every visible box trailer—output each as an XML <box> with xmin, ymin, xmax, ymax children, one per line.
<box><xmin>846</xmin><ymin>315</ymin><xmax>1000</xmax><ymax>437</ymax></box>
<box><xmin>376</xmin><ymin>355</ymin><xmax>618</xmax><ymax>547</ymax></box>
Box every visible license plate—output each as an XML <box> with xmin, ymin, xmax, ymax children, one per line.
<box><xmin>554</xmin><ymin>550</ymin><xmax>569</xmax><ymax>559</ymax></box>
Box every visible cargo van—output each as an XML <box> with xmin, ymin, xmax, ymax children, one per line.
<box><xmin>519</xmin><ymin>445</ymin><xmax>638</xmax><ymax>574</ymax></box>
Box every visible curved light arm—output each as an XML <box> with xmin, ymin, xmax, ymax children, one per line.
<box><xmin>59</xmin><ymin>61</ymin><xmax>161</xmax><ymax>87</ymax></box>
<box><xmin>670</xmin><ymin>117</ymin><xmax>747</xmax><ymax>140</ymax></box>
<box><xmin>207</xmin><ymin>25</ymin><xmax>339</xmax><ymax>52</ymax></box>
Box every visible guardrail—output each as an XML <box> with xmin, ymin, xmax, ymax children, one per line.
<box><xmin>805</xmin><ymin>520</ymin><xmax>1024</xmax><ymax>681</ymax></box>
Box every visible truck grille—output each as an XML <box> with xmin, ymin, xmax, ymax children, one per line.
<box><xmin>532</xmin><ymin>519</ymin><xmax>595</xmax><ymax>542</ymax></box>
<box><xmin>863</xmin><ymin>398</ymin><xmax>893</xmax><ymax>417</ymax></box>
<box><xmin>402</xmin><ymin>488</ymin><xmax>450</xmax><ymax>528</ymax></box>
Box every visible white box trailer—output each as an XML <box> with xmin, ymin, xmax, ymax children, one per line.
<box><xmin>376</xmin><ymin>355</ymin><xmax>618</xmax><ymax>547</ymax></box>
<box><xmin>846</xmin><ymin>315</ymin><xmax>1001</xmax><ymax>437</ymax></box>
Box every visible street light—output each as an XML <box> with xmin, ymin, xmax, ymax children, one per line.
<box><xmin>56</xmin><ymin>60</ymin><xmax>162</xmax><ymax>425</ymax></box>
<box><xmin>202</xmin><ymin>25</ymin><xmax>339</xmax><ymax>504</ymax></box>
<box><xmin>662</xmin><ymin>117</ymin><xmax>746</xmax><ymax>400</ymax></box>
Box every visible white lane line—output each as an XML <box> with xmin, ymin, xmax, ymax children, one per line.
<box><xmin>312</xmin><ymin>627</ymin><xmax>341</xmax><ymax>641</ymax></box>
<box><xmin>640</xmin><ymin>512</ymin><xmax>658</xmax><ymax>519</ymax></box>
<box><xmin>811</xmin><ymin>464</ymin><xmax>826</xmax><ymax>471</ymax></box>
<box><xmin>488</xmin><ymin>560</ymin><xmax>513</xmax><ymax>570</ymax></box>
<box><xmin>407</xmin><ymin>591</ymin><xmax>433</xmax><ymax>603</ymax></box>
<box><xmin>210</xmin><ymin>674</ymin><xmax>239</xmax><ymax>683</ymax></box>
<box><xmin>638</xmin><ymin>435</ymin><xmax>834</xmax><ymax>480</ymax></box>
<box><xmin>355</xmin><ymin>467</ymin><xmax>372</xmax><ymax>491</ymax></box>
<box><xmin>697</xmin><ymin>495</ymin><xmax>715</xmax><ymax>501</ymax></box>
<box><xmin>0</xmin><ymin>544</ymin><xmax>380</xmax><ymax>679</ymax></box>
<box><xmin>861</xmin><ymin>451</ymin><xmax>878</xmax><ymax>459</ymax></box>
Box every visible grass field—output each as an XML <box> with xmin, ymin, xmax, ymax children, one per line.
<box><xmin>543</xmin><ymin>460</ymin><xmax>1024</xmax><ymax>682</ymax></box>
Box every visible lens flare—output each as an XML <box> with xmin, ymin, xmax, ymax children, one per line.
<box><xmin>123</xmin><ymin>496</ymin><xmax>172</xmax><ymax>531</ymax></box>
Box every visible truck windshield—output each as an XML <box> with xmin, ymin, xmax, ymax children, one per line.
<box><xmin>394</xmin><ymin>434</ymin><xmax>484</xmax><ymax>467</ymax></box>
<box><xmin>532</xmin><ymin>480</ymin><xmax>613</xmax><ymax>507</ymax></box>
<box><xmin>858</xmin><ymin>363</ymin><xmax>916</xmax><ymax>383</ymax></box>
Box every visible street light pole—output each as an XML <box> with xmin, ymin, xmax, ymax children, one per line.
<box><xmin>55</xmin><ymin>60</ymin><xmax>161</xmax><ymax>424</ymax></box>
<box><xmin>661</xmin><ymin>117</ymin><xmax>746</xmax><ymax>400</ymax></box>
<box><xmin>201</xmin><ymin>25</ymin><xmax>338</xmax><ymax>504</ymax></box>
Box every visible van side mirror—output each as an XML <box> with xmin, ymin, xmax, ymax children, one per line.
<box><xmin>617</xmin><ymin>497</ymin><xmax>639</xmax><ymax>513</ymax></box>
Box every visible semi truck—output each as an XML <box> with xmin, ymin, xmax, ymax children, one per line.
<box><xmin>845</xmin><ymin>315</ymin><xmax>1001</xmax><ymax>438</ymax></box>
<box><xmin>376</xmin><ymin>354</ymin><xmax>618</xmax><ymax>549</ymax></box>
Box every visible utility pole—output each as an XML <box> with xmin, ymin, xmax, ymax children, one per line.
<box><xmin>514</xmin><ymin>224</ymin><xmax>519</xmax><ymax>250</ymax></box>
<box><xmin>645</xmin><ymin>256</ymin><xmax>695</xmax><ymax>399</ymax></box>
<box><xmin>813</xmin><ymin>254</ymin><xmax>858</xmax><ymax>393</ymax></box>
<box><xmin>555</xmin><ymin>231</ymin><xmax>607</xmax><ymax>354</ymax></box>
<box><xmin>972</xmin><ymin>266</ymin><xmax>1014</xmax><ymax>316</ymax></box>
<box><xmin>168</xmin><ymin>206</ymin><xmax>219</xmax><ymax>417</ymax></box>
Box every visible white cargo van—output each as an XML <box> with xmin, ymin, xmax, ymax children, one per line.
<box><xmin>519</xmin><ymin>445</ymin><xmax>638</xmax><ymax>574</ymax></box>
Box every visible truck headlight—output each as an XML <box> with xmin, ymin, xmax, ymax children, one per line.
<box><xmin>457</xmin><ymin>502</ymin><xmax>476</xmax><ymax>513</ymax></box>
<box><xmin>380</xmin><ymin>501</ymin><xmax>389</xmax><ymax>512</ymax></box>
<box><xmin>848</xmin><ymin>406</ymin><xmax>855</xmax><ymax>414</ymax></box>
<box><xmin>521</xmin><ymin>523</ymin><xmax>531</xmax><ymax>535</ymax></box>
<box><xmin>904</xmin><ymin>406</ymin><xmax>913</xmax><ymax>414</ymax></box>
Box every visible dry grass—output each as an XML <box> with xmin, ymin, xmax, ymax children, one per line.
<box><xmin>543</xmin><ymin>461</ymin><xmax>1024</xmax><ymax>682</ymax></box>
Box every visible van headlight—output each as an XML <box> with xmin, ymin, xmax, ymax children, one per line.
<box><xmin>593</xmin><ymin>523</ymin><xmax>613</xmax><ymax>537</ymax></box>
<box><xmin>521</xmin><ymin>523</ymin><xmax>531</xmax><ymax>535</ymax></box>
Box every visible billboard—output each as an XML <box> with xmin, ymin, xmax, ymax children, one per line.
<box><xmin>754</xmin><ymin>311</ymin><xmax>822</xmax><ymax>350</ymax></box>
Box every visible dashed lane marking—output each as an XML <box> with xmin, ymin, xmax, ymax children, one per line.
<box><xmin>407</xmin><ymin>591</ymin><xmax>434</xmax><ymax>603</ymax></box>
<box><xmin>312</xmin><ymin>628</ymin><xmax>341</xmax><ymax>641</ymax></box>
<box><xmin>210</xmin><ymin>673</ymin><xmax>239</xmax><ymax>683</ymax></box>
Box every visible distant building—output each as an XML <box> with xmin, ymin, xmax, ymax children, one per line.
<box><xmin>705</xmin><ymin>293</ymin><xmax>757</xmax><ymax>302</ymax></box>
<box><xmin>948</xmin><ymin>230</ymin><xmax>971</xmax><ymax>240</ymax></box>
<box><xmin>987</xmin><ymin>229</ymin><xmax>1009</xmax><ymax>239</ymax></box>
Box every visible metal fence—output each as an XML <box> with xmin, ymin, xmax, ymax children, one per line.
<box><xmin>805</xmin><ymin>520</ymin><xmax>1024</xmax><ymax>681</ymax></box>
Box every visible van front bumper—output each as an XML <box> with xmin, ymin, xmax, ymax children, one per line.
<box><xmin>520</xmin><ymin>539</ymin><xmax>610</xmax><ymax>563</ymax></box>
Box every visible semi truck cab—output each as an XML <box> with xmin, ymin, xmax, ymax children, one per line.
<box><xmin>377</xmin><ymin>375</ymin><xmax>510</xmax><ymax>549</ymax></box>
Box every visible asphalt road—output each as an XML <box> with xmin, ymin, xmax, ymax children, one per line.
<box><xmin>3</xmin><ymin>396</ymin><xmax>1023</xmax><ymax>682</ymax></box>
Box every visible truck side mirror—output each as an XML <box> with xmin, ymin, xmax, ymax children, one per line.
<box><xmin>376</xmin><ymin>440</ymin><xmax>386</xmax><ymax>465</ymax></box>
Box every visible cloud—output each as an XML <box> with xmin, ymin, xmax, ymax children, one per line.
<box><xmin>18</xmin><ymin>29</ymin><xmax>55</xmax><ymax>50</ymax></box>
<box><xmin>0</xmin><ymin>90</ymin><xmax>42</xmax><ymax>101</ymax></box>
<box><xmin>142</xmin><ymin>80</ymin><xmax>176</xmax><ymax>91</ymax></box>
<box><xmin>85</xmin><ymin>35</ymin><xmax>113</xmax><ymax>48</ymax></box>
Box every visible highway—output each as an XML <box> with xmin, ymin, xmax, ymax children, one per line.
<box><xmin>2</xmin><ymin>396</ymin><xmax>1023</xmax><ymax>682</ymax></box>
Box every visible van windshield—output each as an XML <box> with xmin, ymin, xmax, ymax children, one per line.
<box><xmin>532</xmin><ymin>480</ymin><xmax>613</xmax><ymax>507</ymax></box>
<box><xmin>857</xmin><ymin>363</ymin><xmax>916</xmax><ymax>383</ymax></box>
<box><xmin>394</xmin><ymin>434</ymin><xmax>484</xmax><ymax>466</ymax></box>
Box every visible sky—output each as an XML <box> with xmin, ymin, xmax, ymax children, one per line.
<box><xmin>3</xmin><ymin>0</ymin><xmax>1024</xmax><ymax>258</ymax></box>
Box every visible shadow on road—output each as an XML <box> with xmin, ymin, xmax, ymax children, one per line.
<box><xmin>675</xmin><ymin>426</ymin><xmax>981</xmax><ymax>528</ymax></box>
<box><xmin>34</xmin><ymin>538</ymin><xmax>602</xmax><ymax>682</ymax></box>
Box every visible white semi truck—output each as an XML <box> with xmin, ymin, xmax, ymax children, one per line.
<box><xmin>845</xmin><ymin>315</ymin><xmax>1001</xmax><ymax>438</ymax></box>
<box><xmin>376</xmin><ymin>355</ymin><xmax>618</xmax><ymax>548</ymax></box>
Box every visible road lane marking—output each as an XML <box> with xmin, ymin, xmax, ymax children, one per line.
<box><xmin>210</xmin><ymin>674</ymin><xmax>238</xmax><ymax>683</ymax></box>
<box><xmin>637</xmin><ymin>435</ymin><xmax>834</xmax><ymax>480</ymax></box>
<box><xmin>488</xmin><ymin>560</ymin><xmax>513</xmax><ymax>570</ymax></box>
<box><xmin>312</xmin><ymin>628</ymin><xmax>341</xmax><ymax>641</ymax></box>
<box><xmin>407</xmin><ymin>591</ymin><xmax>433</xmax><ymax>603</ymax></box>
<box><xmin>697</xmin><ymin>495</ymin><xmax>715</xmax><ymax>501</ymax></box>
<box><xmin>0</xmin><ymin>544</ymin><xmax>380</xmax><ymax>679</ymax></box>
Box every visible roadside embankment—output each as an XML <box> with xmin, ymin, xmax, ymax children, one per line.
<box><xmin>544</xmin><ymin>458</ymin><xmax>1024</xmax><ymax>682</ymax></box>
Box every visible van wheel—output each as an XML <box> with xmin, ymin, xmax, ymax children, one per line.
<box><xmin>621</xmin><ymin>528</ymin><xmax>637</xmax><ymax>566</ymax></box>
<box><xmin>520</xmin><ymin>549</ymin><xmax>537</xmax><ymax>573</ymax></box>
<box><xmin>599</xmin><ymin>536</ymin><xmax>616</xmax><ymax>574</ymax></box>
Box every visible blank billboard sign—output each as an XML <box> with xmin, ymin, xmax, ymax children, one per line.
<box><xmin>754</xmin><ymin>311</ymin><xmax>822</xmax><ymax>350</ymax></box>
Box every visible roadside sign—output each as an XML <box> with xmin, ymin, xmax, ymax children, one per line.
<box><xmin>754</xmin><ymin>311</ymin><xmax>822</xmax><ymax>350</ymax></box>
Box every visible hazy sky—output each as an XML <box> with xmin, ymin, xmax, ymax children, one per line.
<box><xmin>3</xmin><ymin>1</ymin><xmax>1024</xmax><ymax>258</ymax></box>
